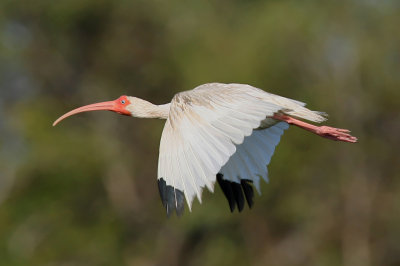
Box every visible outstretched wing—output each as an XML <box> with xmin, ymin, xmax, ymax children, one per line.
<box><xmin>217</xmin><ymin>122</ymin><xmax>289</xmax><ymax>212</ymax></box>
<box><xmin>157</xmin><ymin>84</ymin><xmax>288</xmax><ymax>216</ymax></box>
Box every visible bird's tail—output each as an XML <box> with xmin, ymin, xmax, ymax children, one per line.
<box><xmin>267</xmin><ymin>94</ymin><xmax>328</xmax><ymax>123</ymax></box>
<box><xmin>284</xmin><ymin>107</ymin><xmax>328</xmax><ymax>123</ymax></box>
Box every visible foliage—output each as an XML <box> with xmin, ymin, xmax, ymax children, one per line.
<box><xmin>0</xmin><ymin>0</ymin><xmax>399</xmax><ymax>265</ymax></box>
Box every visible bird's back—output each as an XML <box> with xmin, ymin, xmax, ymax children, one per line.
<box><xmin>177</xmin><ymin>82</ymin><xmax>327</xmax><ymax>123</ymax></box>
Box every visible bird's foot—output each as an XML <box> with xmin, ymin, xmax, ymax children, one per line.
<box><xmin>316</xmin><ymin>126</ymin><xmax>358</xmax><ymax>143</ymax></box>
<box><xmin>272</xmin><ymin>114</ymin><xmax>358</xmax><ymax>143</ymax></box>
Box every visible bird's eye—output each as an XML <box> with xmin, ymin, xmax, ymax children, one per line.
<box><xmin>121</xmin><ymin>100</ymin><xmax>125</xmax><ymax>104</ymax></box>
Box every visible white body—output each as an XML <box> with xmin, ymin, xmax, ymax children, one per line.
<box><xmin>141</xmin><ymin>83</ymin><xmax>327</xmax><ymax>213</ymax></box>
<box><xmin>54</xmin><ymin>82</ymin><xmax>356</xmax><ymax>216</ymax></box>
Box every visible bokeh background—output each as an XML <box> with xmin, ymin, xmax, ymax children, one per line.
<box><xmin>1</xmin><ymin>0</ymin><xmax>399</xmax><ymax>265</ymax></box>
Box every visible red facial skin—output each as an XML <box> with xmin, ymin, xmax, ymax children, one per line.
<box><xmin>112</xmin><ymin>95</ymin><xmax>132</xmax><ymax>115</ymax></box>
<box><xmin>53</xmin><ymin>97</ymin><xmax>357</xmax><ymax>143</ymax></box>
<box><xmin>53</xmin><ymin>95</ymin><xmax>131</xmax><ymax>126</ymax></box>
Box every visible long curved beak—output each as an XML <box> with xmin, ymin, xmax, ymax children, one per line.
<box><xmin>53</xmin><ymin>101</ymin><xmax>115</xmax><ymax>126</ymax></box>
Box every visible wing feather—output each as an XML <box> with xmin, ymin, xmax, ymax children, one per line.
<box><xmin>220</xmin><ymin>122</ymin><xmax>289</xmax><ymax>193</ymax></box>
<box><xmin>186</xmin><ymin>143</ymin><xmax>214</xmax><ymax>191</ymax></box>
<box><xmin>157</xmin><ymin>84</ymin><xmax>293</xmax><ymax>214</ymax></box>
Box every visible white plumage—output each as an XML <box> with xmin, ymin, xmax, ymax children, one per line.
<box><xmin>157</xmin><ymin>83</ymin><xmax>325</xmax><ymax>213</ymax></box>
<box><xmin>54</xmin><ymin>82</ymin><xmax>357</xmax><ymax>216</ymax></box>
<box><xmin>219</xmin><ymin>122</ymin><xmax>289</xmax><ymax>192</ymax></box>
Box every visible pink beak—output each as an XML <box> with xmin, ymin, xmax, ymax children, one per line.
<box><xmin>53</xmin><ymin>101</ymin><xmax>116</xmax><ymax>126</ymax></box>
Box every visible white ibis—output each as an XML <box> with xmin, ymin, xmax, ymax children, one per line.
<box><xmin>53</xmin><ymin>83</ymin><xmax>357</xmax><ymax>216</ymax></box>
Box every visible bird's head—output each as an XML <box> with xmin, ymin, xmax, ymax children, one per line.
<box><xmin>53</xmin><ymin>95</ymin><xmax>133</xmax><ymax>126</ymax></box>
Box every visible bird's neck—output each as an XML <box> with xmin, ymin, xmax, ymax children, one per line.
<box><xmin>127</xmin><ymin>97</ymin><xmax>170</xmax><ymax>119</ymax></box>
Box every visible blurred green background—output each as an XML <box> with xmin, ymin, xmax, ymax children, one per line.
<box><xmin>1</xmin><ymin>0</ymin><xmax>399</xmax><ymax>265</ymax></box>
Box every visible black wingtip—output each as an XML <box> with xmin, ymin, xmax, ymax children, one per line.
<box><xmin>241</xmin><ymin>179</ymin><xmax>254</xmax><ymax>209</ymax></box>
<box><xmin>158</xmin><ymin>177</ymin><xmax>168</xmax><ymax>208</ymax></box>
<box><xmin>175</xmin><ymin>189</ymin><xmax>185</xmax><ymax>216</ymax></box>
<box><xmin>158</xmin><ymin>178</ymin><xmax>185</xmax><ymax>217</ymax></box>
<box><xmin>217</xmin><ymin>174</ymin><xmax>236</xmax><ymax>212</ymax></box>
<box><xmin>217</xmin><ymin>174</ymin><xmax>255</xmax><ymax>213</ymax></box>
<box><xmin>232</xmin><ymin>182</ymin><xmax>245</xmax><ymax>212</ymax></box>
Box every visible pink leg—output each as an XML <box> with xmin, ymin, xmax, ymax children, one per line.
<box><xmin>273</xmin><ymin>114</ymin><xmax>358</xmax><ymax>143</ymax></box>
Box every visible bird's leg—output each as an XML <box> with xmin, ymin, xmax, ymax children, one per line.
<box><xmin>273</xmin><ymin>114</ymin><xmax>358</xmax><ymax>143</ymax></box>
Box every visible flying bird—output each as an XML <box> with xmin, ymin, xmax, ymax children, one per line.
<box><xmin>53</xmin><ymin>83</ymin><xmax>357</xmax><ymax>216</ymax></box>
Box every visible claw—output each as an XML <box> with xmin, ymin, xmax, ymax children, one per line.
<box><xmin>318</xmin><ymin>126</ymin><xmax>357</xmax><ymax>143</ymax></box>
